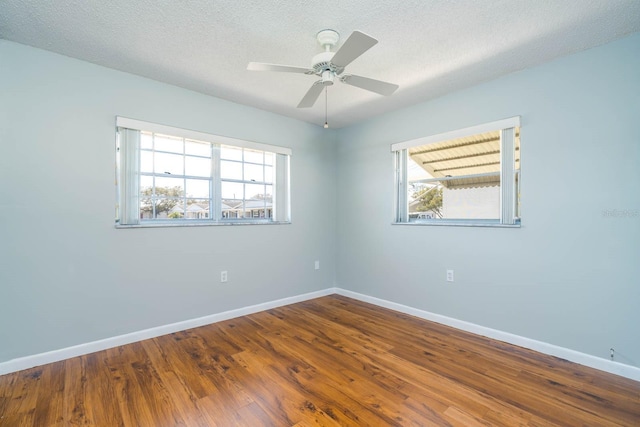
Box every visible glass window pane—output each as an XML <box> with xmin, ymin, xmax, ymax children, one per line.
<box><xmin>155</xmin><ymin>152</ymin><xmax>184</xmax><ymax>176</ymax></box>
<box><xmin>245</xmin><ymin>183</ymin><xmax>265</xmax><ymax>200</ymax></box>
<box><xmin>155</xmin><ymin>198</ymin><xmax>183</xmax><ymax>219</ymax></box>
<box><xmin>264</xmin><ymin>152</ymin><xmax>274</xmax><ymax>166</ymax></box>
<box><xmin>186</xmin><ymin>179</ymin><xmax>210</xmax><ymax>198</ymax></box>
<box><xmin>407</xmin><ymin>156</ymin><xmax>431</xmax><ymax>181</ymax></box>
<box><xmin>185</xmin><ymin>199</ymin><xmax>210</xmax><ymax>219</ymax></box>
<box><xmin>140</xmin><ymin>175</ymin><xmax>153</xmax><ymax>194</ymax></box>
<box><xmin>155</xmin><ymin>177</ymin><xmax>184</xmax><ymax>197</ymax></box>
<box><xmin>244</xmin><ymin>149</ymin><xmax>263</xmax><ymax>164</ymax></box>
<box><xmin>264</xmin><ymin>166</ymin><xmax>273</xmax><ymax>184</ymax></box>
<box><xmin>240</xmin><ymin>203</ymin><xmax>252</xmax><ymax>219</ymax></box>
<box><xmin>222</xmin><ymin>199</ymin><xmax>242</xmax><ymax>219</ymax></box>
<box><xmin>154</xmin><ymin>134</ymin><xmax>183</xmax><ymax>153</ymax></box>
<box><xmin>221</xmin><ymin>181</ymin><xmax>243</xmax><ymax>199</ymax></box>
<box><xmin>441</xmin><ymin>185</ymin><xmax>500</xmax><ymax>220</ymax></box>
<box><xmin>139</xmin><ymin>191</ymin><xmax>154</xmax><ymax>219</ymax></box>
<box><xmin>408</xmin><ymin>183</ymin><xmax>442</xmax><ymax>221</ymax></box>
<box><xmin>221</xmin><ymin>160</ymin><xmax>242</xmax><ymax>180</ymax></box>
<box><xmin>167</xmin><ymin>201</ymin><xmax>185</xmax><ymax>219</ymax></box>
<box><xmin>185</xmin><ymin>139</ymin><xmax>211</xmax><ymax>157</ymax></box>
<box><xmin>244</xmin><ymin>163</ymin><xmax>263</xmax><ymax>182</ymax></box>
<box><xmin>185</xmin><ymin>156</ymin><xmax>211</xmax><ymax>177</ymax></box>
<box><xmin>140</xmin><ymin>150</ymin><xmax>153</xmax><ymax>173</ymax></box>
<box><xmin>265</xmin><ymin>184</ymin><xmax>273</xmax><ymax>200</ymax></box>
<box><xmin>244</xmin><ymin>193</ymin><xmax>270</xmax><ymax>219</ymax></box>
<box><xmin>408</xmin><ymin>179</ymin><xmax>502</xmax><ymax>221</ymax></box>
<box><xmin>141</xmin><ymin>132</ymin><xmax>153</xmax><ymax>149</ymax></box>
<box><xmin>221</xmin><ymin>145</ymin><xmax>242</xmax><ymax>161</ymax></box>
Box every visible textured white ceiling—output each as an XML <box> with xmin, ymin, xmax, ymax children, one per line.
<box><xmin>2</xmin><ymin>0</ymin><xmax>639</xmax><ymax>128</ymax></box>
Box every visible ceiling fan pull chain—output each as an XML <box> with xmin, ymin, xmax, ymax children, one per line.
<box><xmin>324</xmin><ymin>87</ymin><xmax>329</xmax><ymax>129</ymax></box>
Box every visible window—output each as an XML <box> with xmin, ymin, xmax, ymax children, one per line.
<box><xmin>393</xmin><ymin>117</ymin><xmax>520</xmax><ymax>227</ymax></box>
<box><xmin>116</xmin><ymin>117</ymin><xmax>291</xmax><ymax>226</ymax></box>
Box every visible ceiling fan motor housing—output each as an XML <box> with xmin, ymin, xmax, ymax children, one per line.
<box><xmin>312</xmin><ymin>29</ymin><xmax>344</xmax><ymax>82</ymax></box>
<box><xmin>312</xmin><ymin>51</ymin><xmax>344</xmax><ymax>78</ymax></box>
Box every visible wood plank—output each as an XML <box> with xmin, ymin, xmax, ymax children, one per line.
<box><xmin>83</xmin><ymin>352</ymin><xmax>126</xmax><ymax>426</ymax></box>
<box><xmin>102</xmin><ymin>344</ymin><xmax>156</xmax><ymax>426</ymax></box>
<box><xmin>62</xmin><ymin>356</ymin><xmax>90</xmax><ymax>425</ymax></box>
<box><xmin>32</xmin><ymin>362</ymin><xmax>65</xmax><ymax>426</ymax></box>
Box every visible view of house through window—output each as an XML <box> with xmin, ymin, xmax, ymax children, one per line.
<box><xmin>220</xmin><ymin>145</ymin><xmax>274</xmax><ymax>220</ymax></box>
<box><xmin>394</xmin><ymin>117</ymin><xmax>520</xmax><ymax>226</ymax></box>
<box><xmin>139</xmin><ymin>131</ymin><xmax>214</xmax><ymax>220</ymax></box>
<box><xmin>139</xmin><ymin>132</ymin><xmax>274</xmax><ymax>220</ymax></box>
<box><xmin>116</xmin><ymin>117</ymin><xmax>290</xmax><ymax>226</ymax></box>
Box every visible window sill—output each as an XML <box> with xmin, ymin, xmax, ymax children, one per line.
<box><xmin>116</xmin><ymin>220</ymin><xmax>291</xmax><ymax>229</ymax></box>
<box><xmin>393</xmin><ymin>219</ymin><xmax>520</xmax><ymax>228</ymax></box>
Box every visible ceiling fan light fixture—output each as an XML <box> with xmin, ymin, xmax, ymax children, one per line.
<box><xmin>321</xmin><ymin>69</ymin><xmax>334</xmax><ymax>85</ymax></box>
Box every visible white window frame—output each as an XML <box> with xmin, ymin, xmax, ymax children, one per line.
<box><xmin>115</xmin><ymin>117</ymin><xmax>291</xmax><ymax>227</ymax></box>
<box><xmin>392</xmin><ymin>116</ymin><xmax>521</xmax><ymax>227</ymax></box>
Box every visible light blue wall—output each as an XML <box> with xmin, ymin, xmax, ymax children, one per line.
<box><xmin>2</xmin><ymin>33</ymin><xmax>639</xmax><ymax>369</ymax></box>
<box><xmin>0</xmin><ymin>40</ymin><xmax>337</xmax><ymax>363</ymax></box>
<box><xmin>336</xmin><ymin>33</ymin><xmax>640</xmax><ymax>366</ymax></box>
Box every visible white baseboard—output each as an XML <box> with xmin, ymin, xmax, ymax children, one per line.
<box><xmin>334</xmin><ymin>288</ymin><xmax>640</xmax><ymax>382</ymax></box>
<box><xmin>2</xmin><ymin>286</ymin><xmax>638</xmax><ymax>383</ymax></box>
<box><xmin>0</xmin><ymin>288</ymin><xmax>336</xmax><ymax>376</ymax></box>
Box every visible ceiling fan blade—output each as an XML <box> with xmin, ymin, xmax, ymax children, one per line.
<box><xmin>297</xmin><ymin>82</ymin><xmax>325</xmax><ymax>108</ymax></box>
<box><xmin>330</xmin><ymin>31</ymin><xmax>378</xmax><ymax>68</ymax></box>
<box><xmin>247</xmin><ymin>62</ymin><xmax>312</xmax><ymax>74</ymax></box>
<box><xmin>341</xmin><ymin>74</ymin><xmax>399</xmax><ymax>96</ymax></box>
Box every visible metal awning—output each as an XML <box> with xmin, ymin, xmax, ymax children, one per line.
<box><xmin>409</xmin><ymin>130</ymin><xmax>520</xmax><ymax>189</ymax></box>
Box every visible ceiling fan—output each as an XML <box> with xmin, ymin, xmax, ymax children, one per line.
<box><xmin>247</xmin><ymin>29</ymin><xmax>399</xmax><ymax>109</ymax></box>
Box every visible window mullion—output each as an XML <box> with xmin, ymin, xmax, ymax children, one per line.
<box><xmin>212</xmin><ymin>144</ymin><xmax>221</xmax><ymax>221</ymax></box>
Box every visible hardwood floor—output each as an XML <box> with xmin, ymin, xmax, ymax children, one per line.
<box><xmin>1</xmin><ymin>295</ymin><xmax>639</xmax><ymax>426</ymax></box>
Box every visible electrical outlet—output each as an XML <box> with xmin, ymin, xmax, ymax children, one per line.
<box><xmin>446</xmin><ymin>269</ymin><xmax>454</xmax><ymax>282</ymax></box>
<box><xmin>315</xmin><ymin>260</ymin><xmax>320</xmax><ymax>270</ymax></box>
<box><xmin>220</xmin><ymin>271</ymin><xmax>228</xmax><ymax>283</ymax></box>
